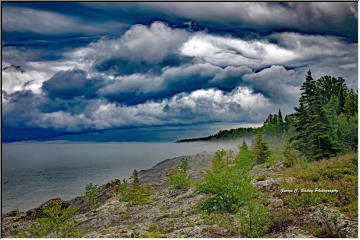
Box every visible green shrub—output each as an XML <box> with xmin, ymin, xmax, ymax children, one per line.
<box><xmin>235</xmin><ymin>141</ymin><xmax>255</xmax><ymax>172</ymax></box>
<box><xmin>197</xmin><ymin>169</ymin><xmax>256</xmax><ymax>213</ymax></box>
<box><xmin>211</xmin><ymin>149</ymin><xmax>234</xmax><ymax>172</ymax></box>
<box><xmin>117</xmin><ymin>170</ymin><xmax>155</xmax><ymax>205</ymax></box>
<box><xmin>237</xmin><ymin>201</ymin><xmax>270</xmax><ymax>237</ymax></box>
<box><xmin>83</xmin><ymin>183</ymin><xmax>100</xmax><ymax>210</ymax></box>
<box><xmin>30</xmin><ymin>205</ymin><xmax>80</xmax><ymax>237</ymax></box>
<box><xmin>197</xmin><ymin>150</ymin><xmax>257</xmax><ymax>213</ymax></box>
<box><xmin>117</xmin><ymin>179</ymin><xmax>131</xmax><ymax>202</ymax></box>
<box><xmin>168</xmin><ymin>158</ymin><xmax>191</xmax><ymax>189</ymax></box>
<box><xmin>283</xmin><ymin>138</ymin><xmax>307</xmax><ymax>167</ymax></box>
<box><xmin>265</xmin><ymin>154</ymin><xmax>277</xmax><ymax>168</ymax></box>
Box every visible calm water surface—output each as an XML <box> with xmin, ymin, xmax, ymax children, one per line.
<box><xmin>3</xmin><ymin>140</ymin><xmax>250</xmax><ymax>213</ymax></box>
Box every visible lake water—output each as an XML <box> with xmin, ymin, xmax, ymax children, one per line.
<box><xmin>2</xmin><ymin>139</ymin><xmax>252</xmax><ymax>213</ymax></box>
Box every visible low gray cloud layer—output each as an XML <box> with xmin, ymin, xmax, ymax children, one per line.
<box><xmin>2</xmin><ymin>3</ymin><xmax>358</xmax><ymax>132</ymax></box>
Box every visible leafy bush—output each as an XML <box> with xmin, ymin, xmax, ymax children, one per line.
<box><xmin>168</xmin><ymin>158</ymin><xmax>191</xmax><ymax>189</ymax></box>
<box><xmin>30</xmin><ymin>205</ymin><xmax>79</xmax><ymax>237</ymax></box>
<box><xmin>117</xmin><ymin>170</ymin><xmax>155</xmax><ymax>205</ymax></box>
<box><xmin>197</xmin><ymin>150</ymin><xmax>257</xmax><ymax>213</ymax></box>
<box><xmin>83</xmin><ymin>183</ymin><xmax>100</xmax><ymax>210</ymax></box>
<box><xmin>237</xmin><ymin>201</ymin><xmax>270</xmax><ymax>237</ymax></box>
<box><xmin>211</xmin><ymin>149</ymin><xmax>234</xmax><ymax>172</ymax></box>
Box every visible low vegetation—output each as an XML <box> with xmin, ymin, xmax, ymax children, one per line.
<box><xmin>237</xmin><ymin>200</ymin><xmax>270</xmax><ymax>237</ymax></box>
<box><xmin>30</xmin><ymin>205</ymin><xmax>80</xmax><ymax>237</ymax></box>
<box><xmin>83</xmin><ymin>183</ymin><xmax>100</xmax><ymax>210</ymax></box>
<box><xmin>280</xmin><ymin>153</ymin><xmax>357</xmax><ymax>218</ymax></box>
<box><xmin>168</xmin><ymin>158</ymin><xmax>192</xmax><ymax>190</ymax></box>
<box><xmin>196</xmin><ymin>136</ymin><xmax>271</xmax><ymax>237</ymax></box>
<box><xmin>117</xmin><ymin>170</ymin><xmax>155</xmax><ymax>205</ymax></box>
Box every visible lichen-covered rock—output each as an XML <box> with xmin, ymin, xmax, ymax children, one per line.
<box><xmin>269</xmin><ymin>226</ymin><xmax>314</xmax><ymax>238</ymax></box>
<box><xmin>252</xmin><ymin>177</ymin><xmax>279</xmax><ymax>192</ymax></box>
<box><xmin>307</xmin><ymin>205</ymin><xmax>358</xmax><ymax>238</ymax></box>
<box><xmin>266</xmin><ymin>196</ymin><xmax>284</xmax><ymax>208</ymax></box>
<box><xmin>187</xmin><ymin>225</ymin><xmax>231</xmax><ymax>238</ymax></box>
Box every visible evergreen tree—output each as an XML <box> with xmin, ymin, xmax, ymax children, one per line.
<box><xmin>338</xmin><ymin>113</ymin><xmax>358</xmax><ymax>151</ymax></box>
<box><xmin>272</xmin><ymin>114</ymin><xmax>278</xmax><ymax>124</ymax></box>
<box><xmin>131</xmin><ymin>170</ymin><xmax>140</xmax><ymax>189</ymax></box>
<box><xmin>235</xmin><ymin>141</ymin><xmax>255</xmax><ymax>172</ymax></box>
<box><xmin>292</xmin><ymin>70</ymin><xmax>346</xmax><ymax>160</ymax></box>
<box><xmin>344</xmin><ymin>89</ymin><xmax>358</xmax><ymax>116</ymax></box>
<box><xmin>323</xmin><ymin>95</ymin><xmax>341</xmax><ymax>153</ymax></box>
<box><xmin>292</xmin><ymin>102</ymin><xmax>309</xmax><ymax>153</ymax></box>
<box><xmin>278</xmin><ymin>109</ymin><xmax>283</xmax><ymax>123</ymax></box>
<box><xmin>253</xmin><ymin>132</ymin><xmax>270</xmax><ymax>164</ymax></box>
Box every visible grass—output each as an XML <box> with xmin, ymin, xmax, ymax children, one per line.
<box><xmin>279</xmin><ymin>153</ymin><xmax>357</xmax><ymax>218</ymax></box>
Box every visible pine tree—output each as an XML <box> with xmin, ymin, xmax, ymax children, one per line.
<box><xmin>235</xmin><ymin>141</ymin><xmax>255</xmax><ymax>171</ymax></box>
<box><xmin>293</xmin><ymin>70</ymin><xmax>340</xmax><ymax>160</ymax></box>
<box><xmin>292</xmin><ymin>70</ymin><xmax>316</xmax><ymax>155</ymax></box>
<box><xmin>131</xmin><ymin>169</ymin><xmax>140</xmax><ymax>189</ymax></box>
<box><xmin>278</xmin><ymin>109</ymin><xmax>283</xmax><ymax>123</ymax></box>
<box><xmin>272</xmin><ymin>114</ymin><xmax>278</xmax><ymax>124</ymax></box>
<box><xmin>307</xmin><ymin>94</ymin><xmax>334</xmax><ymax>160</ymax></box>
<box><xmin>253</xmin><ymin>132</ymin><xmax>270</xmax><ymax>164</ymax></box>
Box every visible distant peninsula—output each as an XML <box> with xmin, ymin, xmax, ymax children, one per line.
<box><xmin>177</xmin><ymin>127</ymin><xmax>259</xmax><ymax>142</ymax></box>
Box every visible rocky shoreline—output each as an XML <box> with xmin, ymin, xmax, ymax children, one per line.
<box><xmin>2</xmin><ymin>152</ymin><xmax>358</xmax><ymax>238</ymax></box>
<box><xmin>2</xmin><ymin>152</ymin><xmax>214</xmax><ymax>237</ymax></box>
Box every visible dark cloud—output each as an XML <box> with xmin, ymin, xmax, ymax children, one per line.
<box><xmin>42</xmin><ymin>69</ymin><xmax>101</xmax><ymax>99</ymax></box>
<box><xmin>80</xmin><ymin>2</ymin><xmax>358</xmax><ymax>42</ymax></box>
<box><xmin>1</xmin><ymin>3</ymin><xmax>357</xmax><ymax>136</ymax></box>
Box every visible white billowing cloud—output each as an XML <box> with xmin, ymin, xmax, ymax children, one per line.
<box><xmin>3</xmin><ymin>6</ymin><xmax>126</xmax><ymax>35</ymax></box>
<box><xmin>29</xmin><ymin>86</ymin><xmax>271</xmax><ymax>130</ymax></box>
<box><xmin>2</xmin><ymin>56</ymin><xmax>89</xmax><ymax>95</ymax></box>
<box><xmin>2</xmin><ymin>20</ymin><xmax>357</xmax><ymax>131</ymax></box>
<box><xmin>180</xmin><ymin>32</ymin><xmax>355</xmax><ymax>70</ymax></box>
<box><xmin>242</xmin><ymin>65</ymin><xmax>305</xmax><ymax>106</ymax></box>
<box><xmin>72</xmin><ymin>21</ymin><xmax>190</xmax><ymax>68</ymax></box>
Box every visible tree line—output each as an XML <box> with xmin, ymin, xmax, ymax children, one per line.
<box><xmin>263</xmin><ymin>70</ymin><xmax>357</xmax><ymax>161</ymax></box>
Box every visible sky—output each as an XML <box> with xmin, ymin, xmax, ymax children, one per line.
<box><xmin>2</xmin><ymin>2</ymin><xmax>358</xmax><ymax>140</ymax></box>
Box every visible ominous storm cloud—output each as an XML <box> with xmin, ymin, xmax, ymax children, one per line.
<box><xmin>2</xmin><ymin>2</ymin><xmax>358</xmax><ymax>133</ymax></box>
